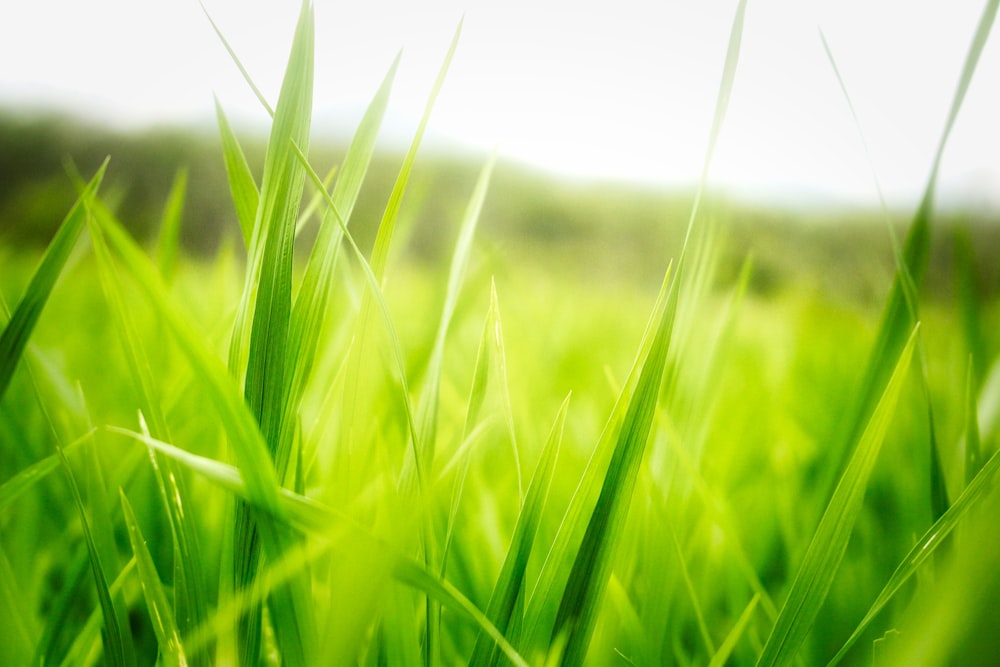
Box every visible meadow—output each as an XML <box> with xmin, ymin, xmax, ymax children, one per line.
<box><xmin>2</xmin><ymin>1</ymin><xmax>1000</xmax><ymax>665</ymax></box>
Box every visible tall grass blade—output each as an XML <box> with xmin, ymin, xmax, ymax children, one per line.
<box><xmin>215</xmin><ymin>99</ymin><xmax>260</xmax><ymax>248</ymax></box>
<box><xmin>469</xmin><ymin>394</ymin><xmax>569</xmax><ymax>667</ymax></box>
<box><xmin>285</xmin><ymin>54</ymin><xmax>399</xmax><ymax>442</ymax></box>
<box><xmin>0</xmin><ymin>159</ymin><xmax>106</xmax><ymax>403</ymax></box>
<box><xmin>824</xmin><ymin>0</ymin><xmax>998</xmax><ymax>497</ymax></box>
<box><xmin>156</xmin><ymin>167</ymin><xmax>188</xmax><ymax>280</ymax></box>
<box><xmin>370</xmin><ymin>20</ymin><xmax>461</xmax><ymax>282</ymax></box>
<box><xmin>120</xmin><ymin>489</ymin><xmax>188</xmax><ymax>667</ymax></box>
<box><xmin>756</xmin><ymin>328</ymin><xmax>919</xmax><ymax>667</ymax></box>
<box><xmin>219</xmin><ymin>1</ymin><xmax>317</xmax><ymax>662</ymax></box>
<box><xmin>548</xmin><ymin>270</ymin><xmax>679</xmax><ymax>666</ymax></box>
<box><xmin>408</xmin><ymin>150</ymin><xmax>496</xmax><ymax>490</ymax></box>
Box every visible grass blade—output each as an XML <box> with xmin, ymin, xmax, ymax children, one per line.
<box><xmin>822</xmin><ymin>0</ymin><xmax>998</xmax><ymax>499</ymax></box>
<box><xmin>756</xmin><ymin>327</ymin><xmax>919</xmax><ymax>667</ymax></box>
<box><xmin>155</xmin><ymin>167</ymin><xmax>188</xmax><ymax>280</ymax></box>
<box><xmin>215</xmin><ymin>99</ymin><xmax>260</xmax><ymax>248</ymax></box>
<box><xmin>56</xmin><ymin>440</ymin><xmax>135</xmax><ymax>667</ymax></box>
<box><xmin>709</xmin><ymin>594</ymin><xmax>760</xmax><ymax>667</ymax></box>
<box><xmin>469</xmin><ymin>394</ymin><xmax>569</xmax><ymax>667</ymax></box>
<box><xmin>120</xmin><ymin>489</ymin><xmax>188</xmax><ymax>666</ymax></box>
<box><xmin>548</xmin><ymin>267</ymin><xmax>680</xmax><ymax>667</ymax></box>
<box><xmin>0</xmin><ymin>159</ymin><xmax>107</xmax><ymax>403</ymax></box>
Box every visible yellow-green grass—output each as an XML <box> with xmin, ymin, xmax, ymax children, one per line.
<box><xmin>2</xmin><ymin>0</ymin><xmax>999</xmax><ymax>665</ymax></box>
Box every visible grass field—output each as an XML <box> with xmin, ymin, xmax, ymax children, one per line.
<box><xmin>2</xmin><ymin>1</ymin><xmax>1000</xmax><ymax>665</ymax></box>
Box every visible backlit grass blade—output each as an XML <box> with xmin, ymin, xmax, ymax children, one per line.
<box><xmin>823</xmin><ymin>0</ymin><xmax>998</xmax><ymax>497</ymax></box>
<box><xmin>220</xmin><ymin>1</ymin><xmax>316</xmax><ymax>662</ymax></box>
<box><xmin>0</xmin><ymin>159</ymin><xmax>106</xmax><ymax>402</ymax></box>
<box><xmin>120</xmin><ymin>489</ymin><xmax>188</xmax><ymax>667</ymax></box>
<box><xmin>285</xmin><ymin>54</ymin><xmax>399</xmax><ymax>438</ymax></box>
<box><xmin>756</xmin><ymin>327</ymin><xmax>919</xmax><ymax>667</ymax></box>
<box><xmin>548</xmin><ymin>267</ymin><xmax>680</xmax><ymax>667</ymax></box>
<box><xmin>369</xmin><ymin>20</ymin><xmax>461</xmax><ymax>281</ymax></box>
<box><xmin>518</xmin><ymin>268</ymin><xmax>673</xmax><ymax>657</ymax></box>
<box><xmin>827</xmin><ymin>441</ymin><xmax>1000</xmax><ymax>666</ymax></box>
<box><xmin>469</xmin><ymin>394</ymin><xmax>570</xmax><ymax>667</ymax></box>
<box><xmin>56</xmin><ymin>441</ymin><xmax>135</xmax><ymax>667</ymax></box>
<box><xmin>215</xmin><ymin>99</ymin><xmax>260</xmax><ymax>248</ymax></box>
<box><xmin>156</xmin><ymin>167</ymin><xmax>187</xmax><ymax>280</ymax></box>
<box><xmin>405</xmin><ymin>151</ymin><xmax>497</xmax><ymax>495</ymax></box>
<box><xmin>201</xmin><ymin>1</ymin><xmax>275</xmax><ymax>117</ymax></box>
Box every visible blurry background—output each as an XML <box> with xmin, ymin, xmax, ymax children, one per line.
<box><xmin>1</xmin><ymin>0</ymin><xmax>998</xmax><ymax>294</ymax></box>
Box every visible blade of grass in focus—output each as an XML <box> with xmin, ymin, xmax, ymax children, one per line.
<box><xmin>756</xmin><ymin>328</ymin><xmax>919</xmax><ymax>667</ymax></box>
<box><xmin>215</xmin><ymin>98</ymin><xmax>260</xmax><ymax>248</ymax></box>
<box><xmin>469</xmin><ymin>394</ymin><xmax>569</xmax><ymax>667</ymax></box>
<box><xmin>221</xmin><ymin>0</ymin><xmax>317</xmax><ymax>662</ymax></box>
<box><xmin>547</xmin><ymin>267</ymin><xmax>679</xmax><ymax>667</ymax></box>
<box><xmin>0</xmin><ymin>160</ymin><xmax>107</xmax><ymax>403</ymax></box>
<box><xmin>120</xmin><ymin>489</ymin><xmax>188</xmax><ymax>667</ymax></box>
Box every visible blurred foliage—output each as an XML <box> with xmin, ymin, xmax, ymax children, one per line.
<box><xmin>2</xmin><ymin>110</ymin><xmax>998</xmax><ymax>306</ymax></box>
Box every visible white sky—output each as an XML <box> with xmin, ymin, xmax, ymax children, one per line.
<box><xmin>1</xmin><ymin>0</ymin><xmax>998</xmax><ymax>210</ymax></box>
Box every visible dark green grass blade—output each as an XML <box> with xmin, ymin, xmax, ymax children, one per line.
<box><xmin>469</xmin><ymin>394</ymin><xmax>570</xmax><ymax>667</ymax></box>
<box><xmin>215</xmin><ymin>99</ymin><xmax>260</xmax><ymax>248</ymax></box>
<box><xmin>156</xmin><ymin>167</ymin><xmax>188</xmax><ymax>280</ymax></box>
<box><xmin>0</xmin><ymin>159</ymin><xmax>107</xmax><ymax>403</ymax></box>
<box><xmin>756</xmin><ymin>328</ymin><xmax>919</xmax><ymax>667</ymax></box>
<box><xmin>548</xmin><ymin>269</ymin><xmax>680</xmax><ymax>667</ymax></box>
<box><xmin>56</xmin><ymin>441</ymin><xmax>134</xmax><ymax>667</ymax></box>
<box><xmin>964</xmin><ymin>357</ymin><xmax>983</xmax><ymax>485</ymax></box>
<box><xmin>827</xmin><ymin>439</ymin><xmax>1000</xmax><ymax>666</ymax></box>
<box><xmin>120</xmin><ymin>489</ymin><xmax>188</xmax><ymax>666</ymax></box>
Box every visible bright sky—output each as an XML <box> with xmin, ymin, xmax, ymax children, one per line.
<box><xmin>2</xmin><ymin>0</ymin><xmax>998</xmax><ymax>210</ymax></box>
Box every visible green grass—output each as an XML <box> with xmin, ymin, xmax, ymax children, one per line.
<box><xmin>2</xmin><ymin>0</ymin><xmax>1000</xmax><ymax>665</ymax></box>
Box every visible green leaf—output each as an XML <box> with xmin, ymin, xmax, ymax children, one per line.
<box><xmin>120</xmin><ymin>489</ymin><xmax>188</xmax><ymax>667</ymax></box>
<box><xmin>0</xmin><ymin>159</ymin><xmax>107</xmax><ymax>403</ymax></box>
<box><xmin>56</xmin><ymin>440</ymin><xmax>135</xmax><ymax>667</ymax></box>
<box><xmin>215</xmin><ymin>98</ymin><xmax>260</xmax><ymax>248</ymax></box>
<box><xmin>709</xmin><ymin>594</ymin><xmax>760</xmax><ymax>667</ymax></box>
<box><xmin>469</xmin><ymin>394</ymin><xmax>569</xmax><ymax>667</ymax></box>
<box><xmin>548</xmin><ymin>264</ymin><xmax>680</xmax><ymax>667</ymax></box>
<box><xmin>755</xmin><ymin>327</ymin><xmax>919</xmax><ymax>667</ymax></box>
